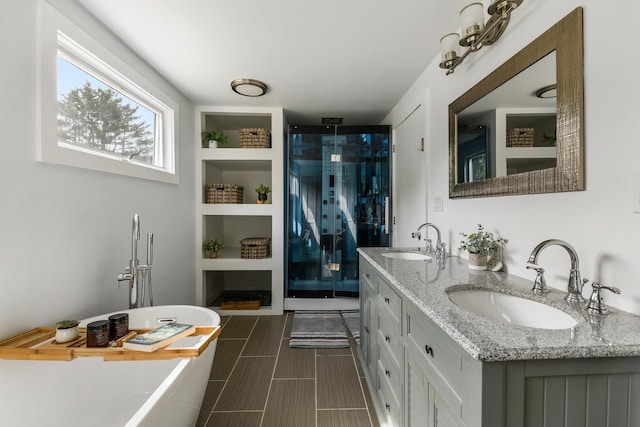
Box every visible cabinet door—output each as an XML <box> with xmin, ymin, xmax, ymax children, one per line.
<box><xmin>430</xmin><ymin>385</ymin><xmax>463</xmax><ymax>427</ymax></box>
<box><xmin>407</xmin><ymin>353</ymin><xmax>430</xmax><ymax>427</ymax></box>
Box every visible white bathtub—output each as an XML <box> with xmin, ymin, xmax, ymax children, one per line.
<box><xmin>0</xmin><ymin>305</ymin><xmax>220</xmax><ymax>427</ymax></box>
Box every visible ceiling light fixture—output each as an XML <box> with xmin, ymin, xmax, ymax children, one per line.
<box><xmin>535</xmin><ymin>84</ymin><xmax>557</xmax><ymax>99</ymax></box>
<box><xmin>439</xmin><ymin>0</ymin><xmax>523</xmax><ymax>75</ymax></box>
<box><xmin>230</xmin><ymin>78</ymin><xmax>268</xmax><ymax>97</ymax></box>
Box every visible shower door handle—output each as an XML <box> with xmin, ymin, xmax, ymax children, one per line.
<box><xmin>384</xmin><ymin>196</ymin><xmax>389</xmax><ymax>235</ymax></box>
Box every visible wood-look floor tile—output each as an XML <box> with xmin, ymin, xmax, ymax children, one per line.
<box><xmin>361</xmin><ymin>378</ymin><xmax>381</xmax><ymax>427</ymax></box>
<box><xmin>274</xmin><ymin>339</ymin><xmax>315</xmax><ymax>379</ymax></box>
<box><xmin>205</xmin><ymin>411</ymin><xmax>263</xmax><ymax>427</ymax></box>
<box><xmin>317</xmin><ymin>409</ymin><xmax>373</xmax><ymax>427</ymax></box>
<box><xmin>210</xmin><ymin>339</ymin><xmax>246</xmax><ymax>380</ymax></box>
<box><xmin>283</xmin><ymin>312</ymin><xmax>293</xmax><ymax>337</ymax></box>
<box><xmin>220</xmin><ymin>316</ymin><xmax>258</xmax><ymax>338</ymax></box>
<box><xmin>317</xmin><ymin>355</ymin><xmax>366</xmax><ymax>409</ymax></box>
<box><xmin>242</xmin><ymin>315</ymin><xmax>286</xmax><ymax>356</ymax></box>
<box><xmin>317</xmin><ymin>346</ymin><xmax>352</xmax><ymax>356</ymax></box>
<box><xmin>214</xmin><ymin>356</ymin><xmax>276</xmax><ymax>411</ymax></box>
<box><xmin>262</xmin><ymin>379</ymin><xmax>315</xmax><ymax>427</ymax></box>
<box><xmin>195</xmin><ymin>381</ymin><xmax>226</xmax><ymax>427</ymax></box>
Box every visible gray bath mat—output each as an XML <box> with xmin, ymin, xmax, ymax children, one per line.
<box><xmin>341</xmin><ymin>310</ymin><xmax>360</xmax><ymax>343</ymax></box>
<box><xmin>289</xmin><ymin>311</ymin><xmax>349</xmax><ymax>348</ymax></box>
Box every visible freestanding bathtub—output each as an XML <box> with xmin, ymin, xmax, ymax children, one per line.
<box><xmin>0</xmin><ymin>305</ymin><xmax>220</xmax><ymax>427</ymax></box>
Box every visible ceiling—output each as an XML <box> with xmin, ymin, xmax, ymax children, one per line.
<box><xmin>75</xmin><ymin>0</ymin><xmax>467</xmax><ymax>125</ymax></box>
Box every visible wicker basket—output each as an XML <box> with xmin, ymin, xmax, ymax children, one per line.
<box><xmin>206</xmin><ymin>184</ymin><xmax>244</xmax><ymax>204</ymax></box>
<box><xmin>506</xmin><ymin>128</ymin><xmax>535</xmax><ymax>147</ymax></box>
<box><xmin>239</xmin><ymin>128</ymin><xmax>271</xmax><ymax>148</ymax></box>
<box><xmin>240</xmin><ymin>237</ymin><xmax>271</xmax><ymax>259</ymax></box>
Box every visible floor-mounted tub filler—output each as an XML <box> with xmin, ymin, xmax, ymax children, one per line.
<box><xmin>0</xmin><ymin>305</ymin><xmax>220</xmax><ymax>427</ymax></box>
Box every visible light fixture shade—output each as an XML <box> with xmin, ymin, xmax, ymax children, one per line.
<box><xmin>230</xmin><ymin>78</ymin><xmax>268</xmax><ymax>97</ymax></box>
<box><xmin>440</xmin><ymin>33</ymin><xmax>461</xmax><ymax>61</ymax></box>
<box><xmin>460</xmin><ymin>2</ymin><xmax>485</xmax><ymax>39</ymax></box>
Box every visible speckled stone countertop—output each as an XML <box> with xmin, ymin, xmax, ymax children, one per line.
<box><xmin>358</xmin><ymin>247</ymin><xmax>640</xmax><ymax>362</ymax></box>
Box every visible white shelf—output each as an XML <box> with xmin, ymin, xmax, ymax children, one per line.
<box><xmin>195</xmin><ymin>106</ymin><xmax>284</xmax><ymax>315</ymax></box>
<box><xmin>199</xmin><ymin>204</ymin><xmax>276</xmax><ymax>216</ymax></box>
<box><xmin>199</xmin><ymin>148</ymin><xmax>273</xmax><ymax>162</ymax></box>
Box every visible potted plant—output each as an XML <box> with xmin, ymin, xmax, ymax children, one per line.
<box><xmin>203</xmin><ymin>238</ymin><xmax>223</xmax><ymax>258</ymax></box>
<box><xmin>201</xmin><ymin>130</ymin><xmax>228</xmax><ymax>148</ymax></box>
<box><xmin>255</xmin><ymin>184</ymin><xmax>271</xmax><ymax>204</ymax></box>
<box><xmin>55</xmin><ymin>319</ymin><xmax>80</xmax><ymax>343</ymax></box>
<box><xmin>458</xmin><ymin>224</ymin><xmax>507</xmax><ymax>271</ymax></box>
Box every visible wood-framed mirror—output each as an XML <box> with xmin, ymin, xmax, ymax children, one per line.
<box><xmin>449</xmin><ymin>7</ymin><xmax>583</xmax><ymax>198</ymax></box>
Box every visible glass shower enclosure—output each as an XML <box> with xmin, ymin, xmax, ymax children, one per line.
<box><xmin>286</xmin><ymin>125</ymin><xmax>390</xmax><ymax>299</ymax></box>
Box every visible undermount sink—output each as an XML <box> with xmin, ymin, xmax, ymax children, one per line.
<box><xmin>447</xmin><ymin>289</ymin><xmax>578</xmax><ymax>330</ymax></box>
<box><xmin>382</xmin><ymin>252</ymin><xmax>431</xmax><ymax>261</ymax></box>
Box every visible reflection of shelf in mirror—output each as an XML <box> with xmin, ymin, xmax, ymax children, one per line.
<box><xmin>505</xmin><ymin>147</ymin><xmax>556</xmax><ymax>159</ymax></box>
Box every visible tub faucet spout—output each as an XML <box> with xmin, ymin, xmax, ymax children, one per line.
<box><xmin>527</xmin><ymin>239</ymin><xmax>586</xmax><ymax>303</ymax></box>
<box><xmin>117</xmin><ymin>214</ymin><xmax>153</xmax><ymax>309</ymax></box>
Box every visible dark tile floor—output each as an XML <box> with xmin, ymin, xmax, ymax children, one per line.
<box><xmin>196</xmin><ymin>313</ymin><xmax>380</xmax><ymax>427</ymax></box>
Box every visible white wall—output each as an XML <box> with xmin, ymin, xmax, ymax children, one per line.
<box><xmin>0</xmin><ymin>0</ymin><xmax>196</xmax><ymax>337</ymax></box>
<box><xmin>385</xmin><ymin>0</ymin><xmax>640</xmax><ymax>315</ymax></box>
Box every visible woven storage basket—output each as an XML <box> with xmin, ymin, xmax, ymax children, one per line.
<box><xmin>206</xmin><ymin>184</ymin><xmax>244</xmax><ymax>204</ymax></box>
<box><xmin>239</xmin><ymin>128</ymin><xmax>271</xmax><ymax>148</ymax></box>
<box><xmin>506</xmin><ymin>128</ymin><xmax>535</xmax><ymax>147</ymax></box>
<box><xmin>240</xmin><ymin>237</ymin><xmax>271</xmax><ymax>259</ymax></box>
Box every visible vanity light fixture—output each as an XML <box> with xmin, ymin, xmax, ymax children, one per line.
<box><xmin>439</xmin><ymin>0</ymin><xmax>523</xmax><ymax>75</ymax></box>
<box><xmin>230</xmin><ymin>78</ymin><xmax>268</xmax><ymax>97</ymax></box>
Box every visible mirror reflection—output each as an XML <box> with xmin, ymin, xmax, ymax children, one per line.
<box><xmin>457</xmin><ymin>52</ymin><xmax>557</xmax><ymax>183</ymax></box>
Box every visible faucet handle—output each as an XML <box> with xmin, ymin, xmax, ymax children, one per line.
<box><xmin>527</xmin><ymin>265</ymin><xmax>548</xmax><ymax>294</ymax></box>
<box><xmin>425</xmin><ymin>238</ymin><xmax>433</xmax><ymax>252</ymax></box>
<box><xmin>586</xmin><ymin>282</ymin><xmax>621</xmax><ymax>315</ymax></box>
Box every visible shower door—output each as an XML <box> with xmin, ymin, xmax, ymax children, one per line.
<box><xmin>287</xmin><ymin>125</ymin><xmax>390</xmax><ymax>299</ymax></box>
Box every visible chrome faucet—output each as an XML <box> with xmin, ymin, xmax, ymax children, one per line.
<box><xmin>527</xmin><ymin>239</ymin><xmax>586</xmax><ymax>303</ymax></box>
<box><xmin>412</xmin><ymin>223</ymin><xmax>446</xmax><ymax>260</ymax></box>
<box><xmin>117</xmin><ymin>214</ymin><xmax>154</xmax><ymax>308</ymax></box>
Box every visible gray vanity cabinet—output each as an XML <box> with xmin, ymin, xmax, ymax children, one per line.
<box><xmin>358</xmin><ymin>250</ymin><xmax>640</xmax><ymax>427</ymax></box>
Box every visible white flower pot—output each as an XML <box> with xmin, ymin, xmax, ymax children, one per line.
<box><xmin>208</xmin><ymin>140</ymin><xmax>218</xmax><ymax>148</ymax></box>
<box><xmin>55</xmin><ymin>325</ymin><xmax>79</xmax><ymax>343</ymax></box>
<box><xmin>468</xmin><ymin>253</ymin><xmax>488</xmax><ymax>271</ymax></box>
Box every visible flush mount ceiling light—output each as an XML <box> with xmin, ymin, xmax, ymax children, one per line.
<box><xmin>230</xmin><ymin>78</ymin><xmax>268</xmax><ymax>97</ymax></box>
<box><xmin>439</xmin><ymin>0</ymin><xmax>523</xmax><ymax>75</ymax></box>
<box><xmin>535</xmin><ymin>84</ymin><xmax>557</xmax><ymax>98</ymax></box>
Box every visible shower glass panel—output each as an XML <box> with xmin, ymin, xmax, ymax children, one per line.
<box><xmin>287</xmin><ymin>125</ymin><xmax>390</xmax><ymax>298</ymax></box>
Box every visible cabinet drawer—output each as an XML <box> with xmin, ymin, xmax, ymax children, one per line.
<box><xmin>406</xmin><ymin>305</ymin><xmax>463</xmax><ymax>415</ymax></box>
<box><xmin>378</xmin><ymin>342</ymin><xmax>402</xmax><ymax>399</ymax></box>
<box><xmin>378</xmin><ymin>277</ymin><xmax>401</xmax><ymax>323</ymax></box>
<box><xmin>377</xmin><ymin>360</ymin><xmax>402</xmax><ymax>427</ymax></box>
<box><xmin>377</xmin><ymin>308</ymin><xmax>403</xmax><ymax>369</ymax></box>
<box><xmin>360</xmin><ymin>260</ymin><xmax>377</xmax><ymax>294</ymax></box>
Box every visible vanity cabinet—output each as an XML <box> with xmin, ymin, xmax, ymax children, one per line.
<box><xmin>359</xmin><ymin>252</ymin><xmax>640</xmax><ymax>427</ymax></box>
<box><xmin>195</xmin><ymin>107</ymin><xmax>284</xmax><ymax>315</ymax></box>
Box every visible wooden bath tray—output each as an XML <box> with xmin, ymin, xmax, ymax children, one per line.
<box><xmin>0</xmin><ymin>326</ymin><xmax>221</xmax><ymax>361</ymax></box>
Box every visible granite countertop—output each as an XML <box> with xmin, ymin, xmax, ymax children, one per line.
<box><xmin>358</xmin><ymin>247</ymin><xmax>640</xmax><ymax>362</ymax></box>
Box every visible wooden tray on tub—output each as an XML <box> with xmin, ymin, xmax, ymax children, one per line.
<box><xmin>0</xmin><ymin>326</ymin><xmax>221</xmax><ymax>361</ymax></box>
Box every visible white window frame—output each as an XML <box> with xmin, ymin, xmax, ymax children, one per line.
<box><xmin>36</xmin><ymin>1</ymin><xmax>179</xmax><ymax>184</ymax></box>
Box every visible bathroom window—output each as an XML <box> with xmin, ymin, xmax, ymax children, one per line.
<box><xmin>37</xmin><ymin>1</ymin><xmax>178</xmax><ymax>183</ymax></box>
